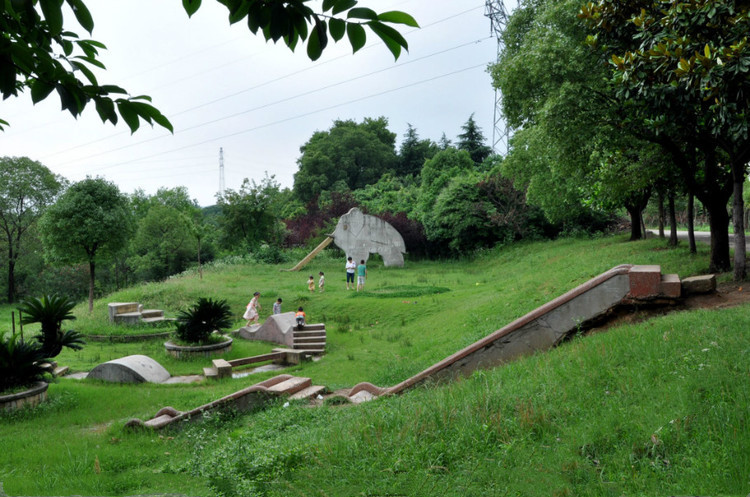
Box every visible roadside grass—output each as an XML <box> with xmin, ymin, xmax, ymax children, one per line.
<box><xmin>2</xmin><ymin>234</ymin><xmax>745</xmax><ymax>496</ymax></box>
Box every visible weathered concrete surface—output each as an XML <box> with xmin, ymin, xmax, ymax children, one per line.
<box><xmin>88</xmin><ymin>355</ymin><xmax>171</xmax><ymax>384</ymax></box>
<box><xmin>417</xmin><ymin>271</ymin><xmax>632</xmax><ymax>387</ymax></box>
<box><xmin>331</xmin><ymin>207</ymin><xmax>406</xmax><ymax>267</ymax></box>
<box><xmin>239</xmin><ymin>312</ymin><xmax>296</xmax><ymax>346</ymax></box>
<box><xmin>681</xmin><ymin>274</ymin><xmax>716</xmax><ymax>295</ymax></box>
<box><xmin>347</xmin><ymin>264</ymin><xmax>686</xmax><ymax>398</ymax></box>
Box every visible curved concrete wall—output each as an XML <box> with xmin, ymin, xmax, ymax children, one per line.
<box><xmin>88</xmin><ymin>355</ymin><xmax>171</xmax><ymax>384</ymax></box>
<box><xmin>382</xmin><ymin>265</ymin><xmax>647</xmax><ymax>395</ymax></box>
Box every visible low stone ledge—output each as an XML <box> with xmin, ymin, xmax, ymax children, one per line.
<box><xmin>0</xmin><ymin>381</ymin><xmax>48</xmax><ymax>411</ymax></box>
<box><xmin>682</xmin><ymin>274</ymin><xmax>716</xmax><ymax>295</ymax></box>
<box><xmin>164</xmin><ymin>338</ymin><xmax>233</xmax><ymax>359</ymax></box>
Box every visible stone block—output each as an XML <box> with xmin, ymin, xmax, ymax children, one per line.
<box><xmin>682</xmin><ymin>274</ymin><xmax>716</xmax><ymax>295</ymax></box>
<box><xmin>212</xmin><ymin>359</ymin><xmax>233</xmax><ymax>378</ymax></box>
<box><xmin>659</xmin><ymin>274</ymin><xmax>681</xmax><ymax>298</ymax></box>
<box><xmin>628</xmin><ymin>265</ymin><xmax>662</xmax><ymax>298</ymax></box>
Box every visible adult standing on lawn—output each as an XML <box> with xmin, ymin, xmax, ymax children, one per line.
<box><xmin>345</xmin><ymin>256</ymin><xmax>356</xmax><ymax>290</ymax></box>
<box><xmin>357</xmin><ymin>259</ymin><xmax>367</xmax><ymax>292</ymax></box>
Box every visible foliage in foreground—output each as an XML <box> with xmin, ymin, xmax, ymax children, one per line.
<box><xmin>0</xmin><ymin>330</ymin><xmax>49</xmax><ymax>392</ymax></box>
<box><xmin>184</xmin><ymin>305</ymin><xmax>749</xmax><ymax>496</ymax></box>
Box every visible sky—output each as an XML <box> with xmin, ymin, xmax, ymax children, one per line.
<box><xmin>2</xmin><ymin>0</ymin><xmax>504</xmax><ymax>207</ymax></box>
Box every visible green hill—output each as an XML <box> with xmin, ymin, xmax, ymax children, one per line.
<box><xmin>0</xmin><ymin>235</ymin><xmax>747</xmax><ymax>496</ymax></box>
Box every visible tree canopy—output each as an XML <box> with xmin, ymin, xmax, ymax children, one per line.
<box><xmin>293</xmin><ymin>117</ymin><xmax>397</xmax><ymax>202</ymax></box>
<box><xmin>0</xmin><ymin>157</ymin><xmax>64</xmax><ymax>302</ymax></box>
<box><xmin>40</xmin><ymin>177</ymin><xmax>132</xmax><ymax>312</ymax></box>
<box><xmin>580</xmin><ymin>0</ymin><xmax>750</xmax><ymax>275</ymax></box>
<box><xmin>0</xmin><ymin>0</ymin><xmax>416</xmax><ymax>132</ymax></box>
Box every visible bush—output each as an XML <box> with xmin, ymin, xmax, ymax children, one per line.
<box><xmin>0</xmin><ymin>331</ymin><xmax>50</xmax><ymax>392</ymax></box>
<box><xmin>17</xmin><ymin>295</ymin><xmax>85</xmax><ymax>358</ymax></box>
<box><xmin>175</xmin><ymin>297</ymin><xmax>233</xmax><ymax>344</ymax></box>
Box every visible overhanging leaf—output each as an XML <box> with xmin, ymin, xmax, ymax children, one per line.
<box><xmin>183</xmin><ymin>0</ymin><xmax>202</xmax><ymax>17</ymax></box>
<box><xmin>329</xmin><ymin>18</ymin><xmax>345</xmax><ymax>41</ymax></box>
<box><xmin>66</xmin><ymin>0</ymin><xmax>94</xmax><ymax>33</ymax></box>
<box><xmin>347</xmin><ymin>22</ymin><xmax>366</xmax><ymax>53</ymax></box>
<box><xmin>377</xmin><ymin>11</ymin><xmax>419</xmax><ymax>27</ymax></box>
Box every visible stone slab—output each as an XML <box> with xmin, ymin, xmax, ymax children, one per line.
<box><xmin>681</xmin><ymin>274</ymin><xmax>716</xmax><ymax>295</ymax></box>
<box><xmin>88</xmin><ymin>355</ymin><xmax>171</xmax><ymax>384</ymax></box>
<box><xmin>212</xmin><ymin>359</ymin><xmax>232</xmax><ymax>378</ymax></box>
<box><xmin>331</xmin><ymin>207</ymin><xmax>406</xmax><ymax>267</ymax></box>
<box><xmin>267</xmin><ymin>377</ymin><xmax>311</xmax><ymax>395</ymax></box>
<box><xmin>289</xmin><ymin>385</ymin><xmax>326</xmax><ymax>400</ymax></box>
<box><xmin>628</xmin><ymin>265</ymin><xmax>662</xmax><ymax>298</ymax></box>
<box><xmin>659</xmin><ymin>273</ymin><xmax>682</xmax><ymax>298</ymax></box>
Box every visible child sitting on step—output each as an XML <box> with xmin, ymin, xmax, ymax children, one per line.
<box><xmin>295</xmin><ymin>307</ymin><xmax>306</xmax><ymax>328</ymax></box>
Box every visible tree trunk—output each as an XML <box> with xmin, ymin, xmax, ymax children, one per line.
<box><xmin>687</xmin><ymin>193</ymin><xmax>697</xmax><ymax>254</ymax></box>
<box><xmin>733</xmin><ymin>177</ymin><xmax>747</xmax><ymax>281</ymax></box>
<box><xmin>705</xmin><ymin>198</ymin><xmax>731</xmax><ymax>273</ymax></box>
<box><xmin>88</xmin><ymin>259</ymin><xmax>96</xmax><ymax>313</ymax></box>
<box><xmin>626</xmin><ymin>206</ymin><xmax>643</xmax><ymax>241</ymax></box>
<box><xmin>668</xmin><ymin>192</ymin><xmax>678</xmax><ymax>246</ymax></box>
<box><xmin>198</xmin><ymin>236</ymin><xmax>203</xmax><ymax>280</ymax></box>
<box><xmin>657</xmin><ymin>192</ymin><xmax>665</xmax><ymax>238</ymax></box>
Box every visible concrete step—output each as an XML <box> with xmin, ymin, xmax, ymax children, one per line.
<box><xmin>660</xmin><ymin>273</ymin><xmax>681</xmax><ymax>298</ymax></box>
<box><xmin>141</xmin><ymin>309</ymin><xmax>164</xmax><ymax>318</ymax></box>
<box><xmin>293</xmin><ymin>341</ymin><xmax>325</xmax><ymax>350</ymax></box>
<box><xmin>142</xmin><ymin>317</ymin><xmax>166</xmax><ymax>324</ymax></box>
<box><xmin>295</xmin><ymin>323</ymin><xmax>325</xmax><ymax>331</ymax></box>
<box><xmin>293</xmin><ymin>331</ymin><xmax>326</xmax><ymax>338</ymax></box>
<box><xmin>267</xmin><ymin>376</ymin><xmax>311</xmax><ymax>395</ymax></box>
<box><xmin>212</xmin><ymin>359</ymin><xmax>232</xmax><ymax>378</ymax></box>
<box><xmin>53</xmin><ymin>365</ymin><xmax>69</xmax><ymax>377</ymax></box>
<box><xmin>294</xmin><ymin>336</ymin><xmax>327</xmax><ymax>344</ymax></box>
<box><xmin>289</xmin><ymin>385</ymin><xmax>326</xmax><ymax>400</ymax></box>
<box><xmin>203</xmin><ymin>367</ymin><xmax>219</xmax><ymax>379</ymax></box>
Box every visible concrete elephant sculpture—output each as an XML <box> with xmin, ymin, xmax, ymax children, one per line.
<box><xmin>331</xmin><ymin>208</ymin><xmax>406</xmax><ymax>267</ymax></box>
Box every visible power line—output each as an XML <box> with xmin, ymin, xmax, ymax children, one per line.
<box><xmin>80</xmin><ymin>62</ymin><xmax>489</xmax><ymax>175</ymax></box>
<box><xmin>58</xmin><ymin>37</ymin><xmax>491</xmax><ymax>167</ymax></box>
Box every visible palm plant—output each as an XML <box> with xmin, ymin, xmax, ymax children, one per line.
<box><xmin>17</xmin><ymin>295</ymin><xmax>85</xmax><ymax>358</ymax></box>
<box><xmin>0</xmin><ymin>331</ymin><xmax>51</xmax><ymax>392</ymax></box>
<box><xmin>175</xmin><ymin>297</ymin><xmax>233</xmax><ymax>344</ymax></box>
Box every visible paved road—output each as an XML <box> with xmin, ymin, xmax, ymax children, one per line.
<box><xmin>648</xmin><ymin>230</ymin><xmax>748</xmax><ymax>248</ymax></box>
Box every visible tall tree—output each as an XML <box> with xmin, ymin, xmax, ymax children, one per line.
<box><xmin>0</xmin><ymin>157</ymin><xmax>64</xmax><ymax>302</ymax></box>
<box><xmin>0</xmin><ymin>1</ymin><xmax>415</xmax><ymax>131</ymax></box>
<box><xmin>396</xmin><ymin>124</ymin><xmax>438</xmax><ymax>177</ymax></box>
<box><xmin>456</xmin><ymin>114</ymin><xmax>492</xmax><ymax>167</ymax></box>
<box><xmin>581</xmin><ymin>0</ymin><xmax>750</xmax><ymax>277</ymax></box>
<box><xmin>294</xmin><ymin>117</ymin><xmax>397</xmax><ymax>202</ymax></box>
<box><xmin>40</xmin><ymin>177</ymin><xmax>132</xmax><ymax>312</ymax></box>
<box><xmin>218</xmin><ymin>175</ymin><xmax>285</xmax><ymax>251</ymax></box>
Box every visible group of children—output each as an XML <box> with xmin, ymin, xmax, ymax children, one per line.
<box><xmin>244</xmin><ymin>292</ymin><xmax>306</xmax><ymax>328</ymax></box>
<box><xmin>244</xmin><ymin>256</ymin><xmax>367</xmax><ymax>330</ymax></box>
<box><xmin>308</xmin><ymin>272</ymin><xmax>325</xmax><ymax>292</ymax></box>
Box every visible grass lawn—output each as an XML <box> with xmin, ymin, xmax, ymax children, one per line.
<box><xmin>1</xmin><ymin>235</ymin><xmax>747</xmax><ymax>496</ymax></box>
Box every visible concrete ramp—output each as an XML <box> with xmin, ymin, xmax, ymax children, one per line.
<box><xmin>88</xmin><ymin>355</ymin><xmax>171</xmax><ymax>384</ymax></box>
<box><xmin>343</xmin><ymin>264</ymin><xmax>681</xmax><ymax>400</ymax></box>
<box><xmin>239</xmin><ymin>312</ymin><xmax>297</xmax><ymax>347</ymax></box>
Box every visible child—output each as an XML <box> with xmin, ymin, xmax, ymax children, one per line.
<box><xmin>357</xmin><ymin>259</ymin><xmax>367</xmax><ymax>292</ymax></box>
<box><xmin>295</xmin><ymin>307</ymin><xmax>306</xmax><ymax>328</ymax></box>
<box><xmin>308</xmin><ymin>275</ymin><xmax>315</xmax><ymax>292</ymax></box>
<box><xmin>318</xmin><ymin>271</ymin><xmax>325</xmax><ymax>292</ymax></box>
<box><xmin>273</xmin><ymin>298</ymin><xmax>282</xmax><ymax>315</ymax></box>
<box><xmin>243</xmin><ymin>291</ymin><xmax>261</xmax><ymax>326</ymax></box>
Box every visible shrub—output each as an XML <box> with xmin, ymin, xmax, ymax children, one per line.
<box><xmin>17</xmin><ymin>295</ymin><xmax>85</xmax><ymax>358</ymax></box>
<box><xmin>175</xmin><ymin>297</ymin><xmax>233</xmax><ymax>344</ymax></box>
<box><xmin>0</xmin><ymin>331</ymin><xmax>50</xmax><ymax>392</ymax></box>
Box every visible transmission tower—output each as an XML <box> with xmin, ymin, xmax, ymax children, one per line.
<box><xmin>218</xmin><ymin>147</ymin><xmax>225</xmax><ymax>198</ymax></box>
<box><xmin>485</xmin><ymin>0</ymin><xmax>512</xmax><ymax>155</ymax></box>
